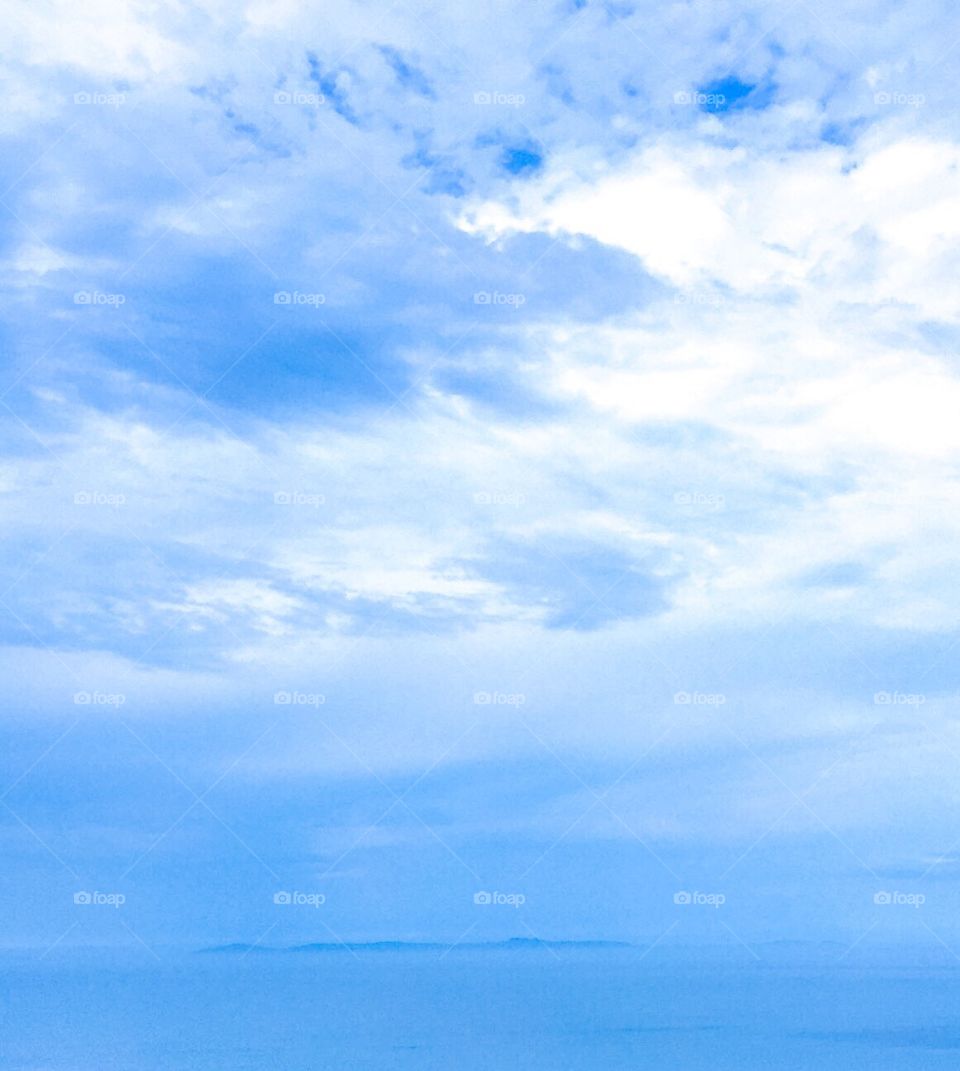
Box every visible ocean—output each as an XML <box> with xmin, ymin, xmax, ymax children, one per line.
<box><xmin>3</xmin><ymin>948</ymin><xmax>960</xmax><ymax>1069</ymax></box>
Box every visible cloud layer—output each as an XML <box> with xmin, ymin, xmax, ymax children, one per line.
<box><xmin>3</xmin><ymin>0</ymin><xmax>960</xmax><ymax>949</ymax></box>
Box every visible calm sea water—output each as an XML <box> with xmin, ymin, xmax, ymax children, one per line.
<box><xmin>3</xmin><ymin>950</ymin><xmax>960</xmax><ymax>1069</ymax></box>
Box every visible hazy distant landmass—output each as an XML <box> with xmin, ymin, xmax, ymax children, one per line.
<box><xmin>195</xmin><ymin>938</ymin><xmax>960</xmax><ymax>969</ymax></box>
<box><xmin>198</xmin><ymin>937</ymin><xmax>635</xmax><ymax>954</ymax></box>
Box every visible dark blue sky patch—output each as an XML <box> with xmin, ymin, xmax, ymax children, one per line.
<box><xmin>306</xmin><ymin>52</ymin><xmax>359</xmax><ymax>125</ymax></box>
<box><xmin>422</xmin><ymin>168</ymin><xmax>468</xmax><ymax>196</ymax></box>
<box><xmin>401</xmin><ymin>131</ymin><xmax>436</xmax><ymax>170</ymax></box>
<box><xmin>821</xmin><ymin>121</ymin><xmax>853</xmax><ymax>146</ymax></box>
<box><xmin>230</xmin><ymin>119</ymin><xmax>260</xmax><ymax>138</ymax></box>
<box><xmin>189</xmin><ymin>81</ymin><xmax>230</xmax><ymax>103</ymax></box>
<box><xmin>696</xmin><ymin>75</ymin><xmax>774</xmax><ymax>113</ymax></box>
<box><xmin>821</xmin><ymin>118</ymin><xmax>868</xmax><ymax>147</ymax></box>
<box><xmin>475</xmin><ymin>130</ymin><xmax>545</xmax><ymax>176</ymax></box>
<box><xmin>378</xmin><ymin>45</ymin><xmax>436</xmax><ymax>98</ymax></box>
<box><xmin>500</xmin><ymin>144</ymin><xmax>544</xmax><ymax>175</ymax></box>
<box><xmin>540</xmin><ymin>62</ymin><xmax>577</xmax><ymax>105</ymax></box>
<box><xmin>400</xmin><ymin>132</ymin><xmax>469</xmax><ymax>196</ymax></box>
<box><xmin>603</xmin><ymin>1</ymin><xmax>636</xmax><ymax>19</ymax></box>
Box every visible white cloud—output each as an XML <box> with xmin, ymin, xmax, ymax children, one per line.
<box><xmin>460</xmin><ymin>133</ymin><xmax>960</xmax><ymax>320</ymax></box>
<box><xmin>8</xmin><ymin>0</ymin><xmax>191</xmax><ymax>81</ymax></box>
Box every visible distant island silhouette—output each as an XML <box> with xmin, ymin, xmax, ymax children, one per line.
<box><xmin>198</xmin><ymin>937</ymin><xmax>635</xmax><ymax>954</ymax></box>
<box><xmin>193</xmin><ymin>938</ymin><xmax>957</xmax><ymax>967</ymax></box>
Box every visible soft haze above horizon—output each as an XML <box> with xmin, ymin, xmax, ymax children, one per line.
<box><xmin>2</xmin><ymin>0</ymin><xmax>960</xmax><ymax>957</ymax></box>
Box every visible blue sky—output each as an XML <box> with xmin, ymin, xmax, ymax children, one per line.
<box><xmin>3</xmin><ymin>0</ymin><xmax>960</xmax><ymax>956</ymax></box>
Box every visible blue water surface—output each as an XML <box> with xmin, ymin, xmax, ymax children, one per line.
<box><xmin>3</xmin><ymin>949</ymin><xmax>960</xmax><ymax>1069</ymax></box>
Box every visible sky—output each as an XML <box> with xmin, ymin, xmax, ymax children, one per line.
<box><xmin>2</xmin><ymin>0</ymin><xmax>960</xmax><ymax>957</ymax></box>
